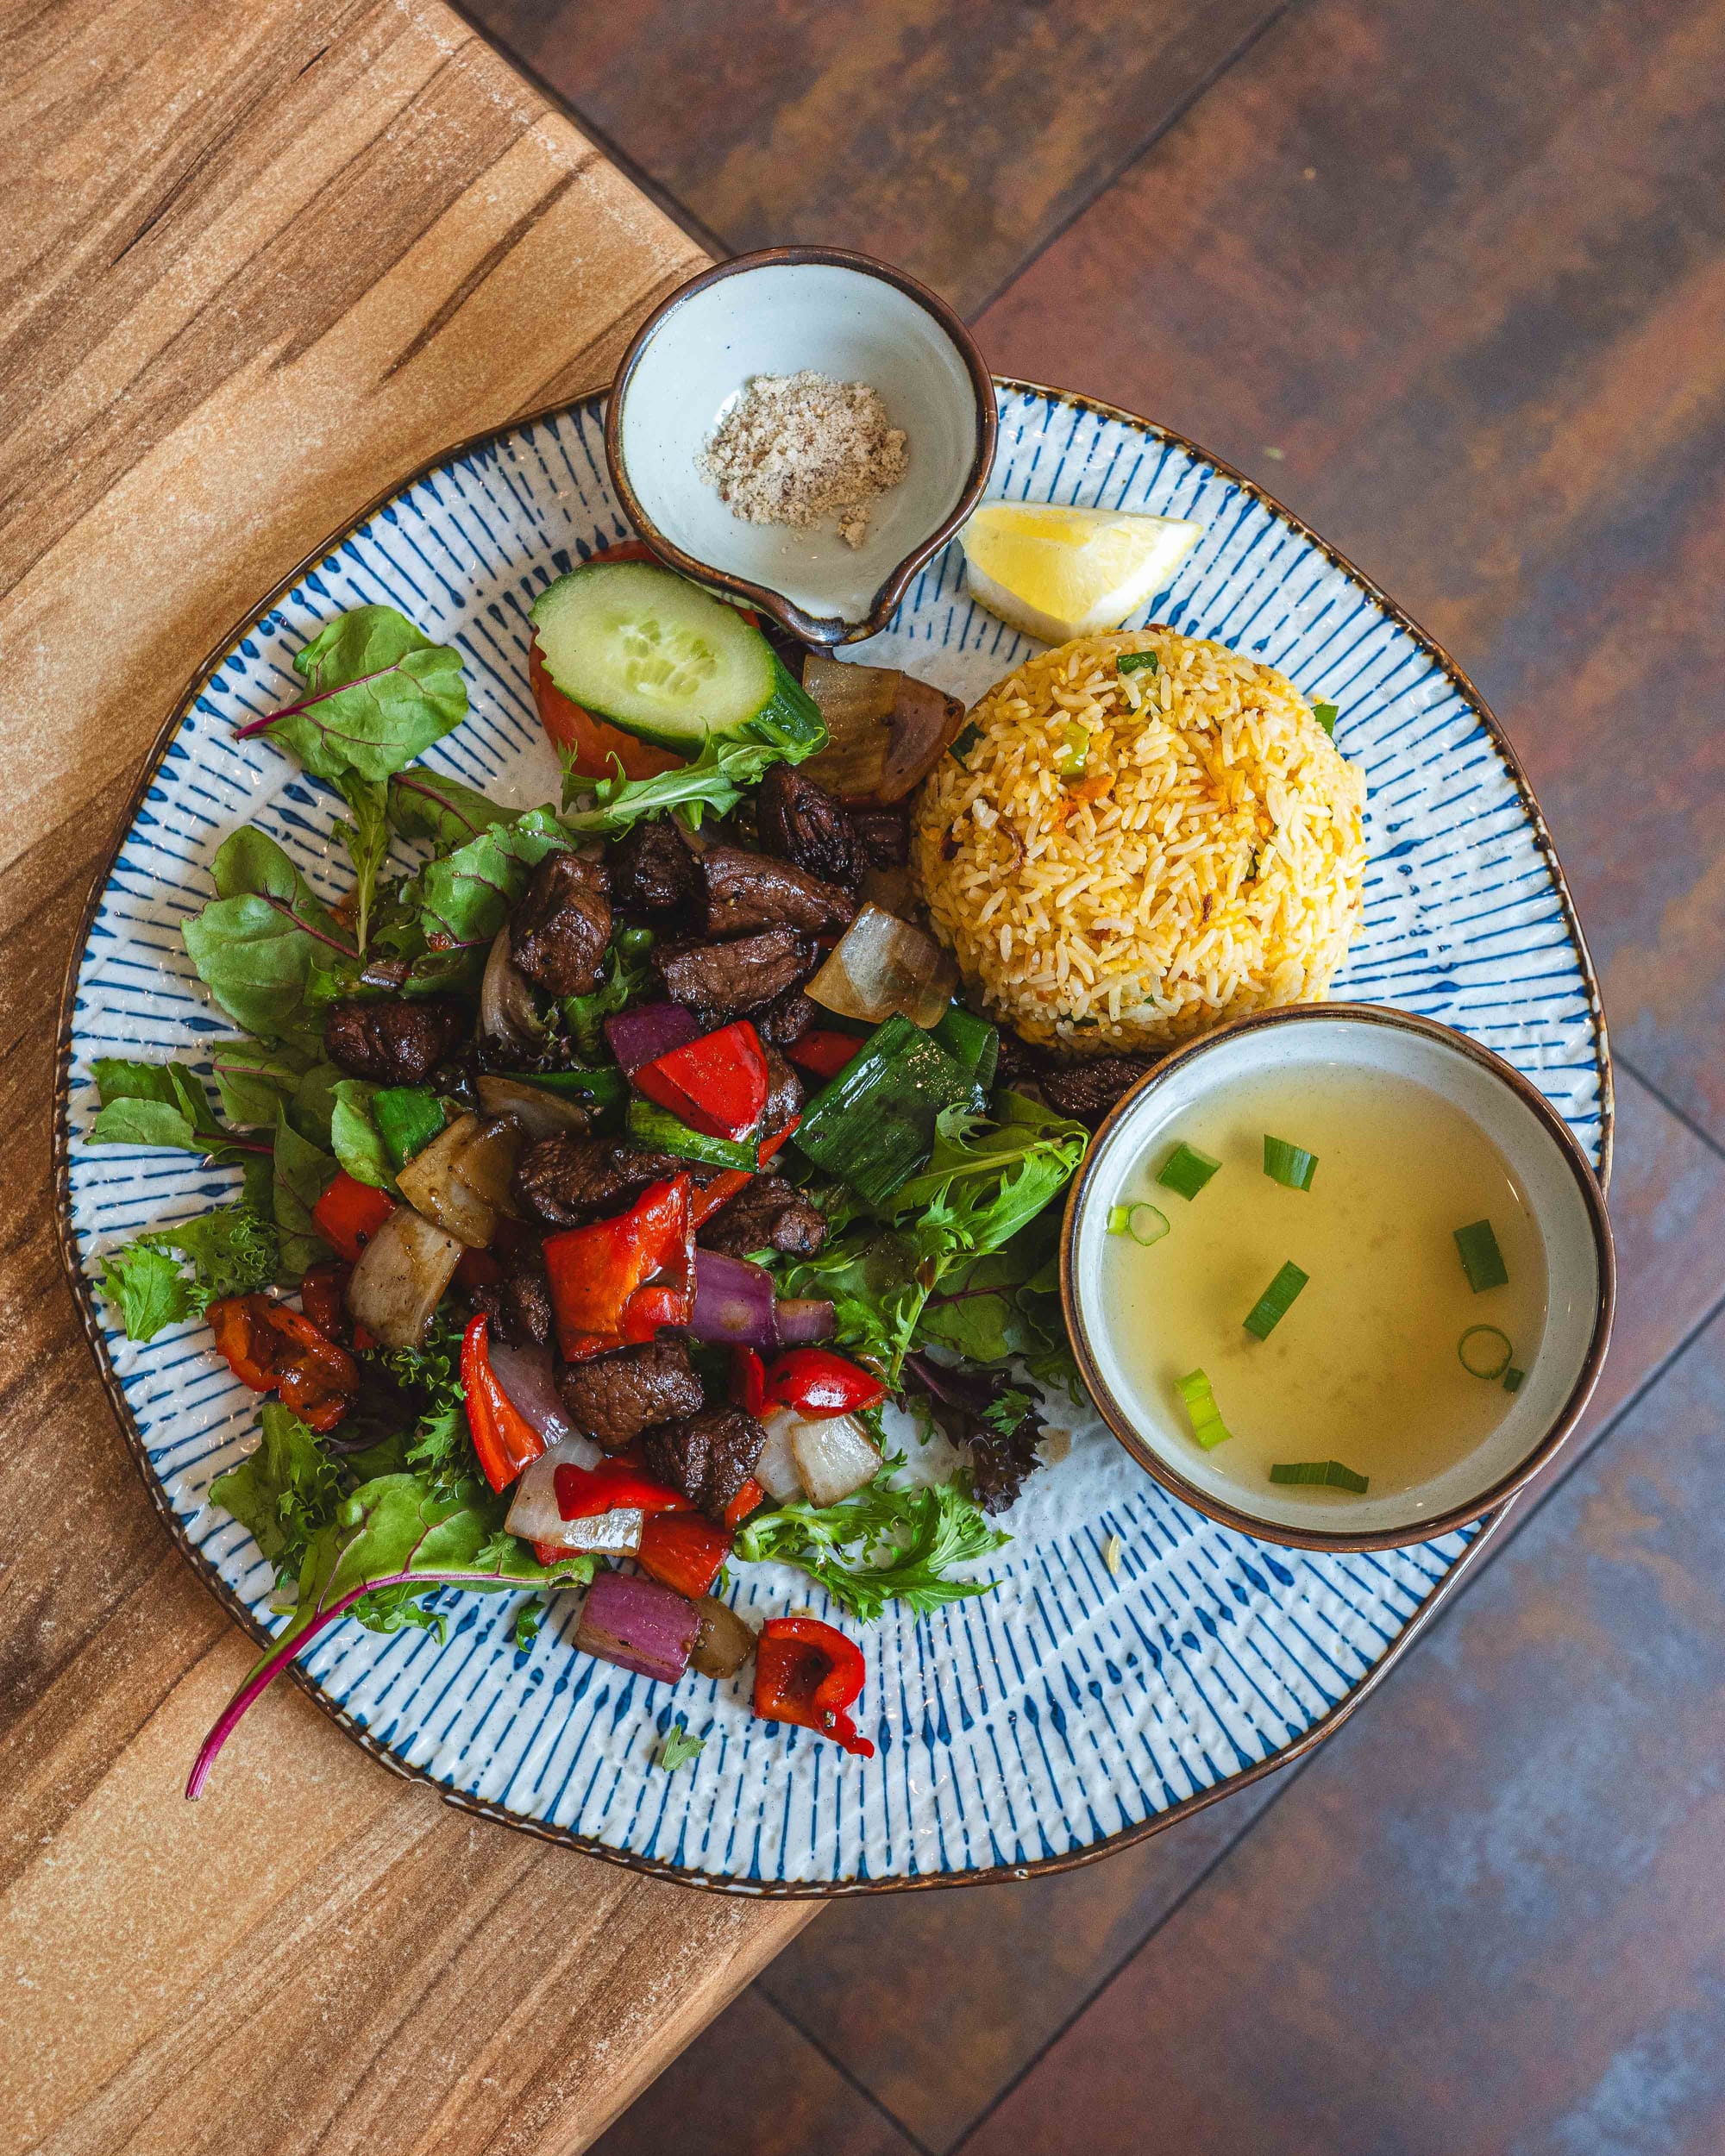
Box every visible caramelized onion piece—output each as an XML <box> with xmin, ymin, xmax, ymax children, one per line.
<box><xmin>346</xmin><ymin>1207</ymin><xmax>464</xmax><ymax>1349</ymax></box>
<box><xmin>396</xmin><ymin>1112</ymin><xmax>522</xmax><ymax>1248</ymax></box>
<box><xmin>806</xmin><ymin>901</ymin><xmax>957</xmax><ymax>1028</ymax></box>
<box><xmin>690</xmin><ymin>1596</ymin><xmax>756</xmax><ymax>1680</ymax></box>
<box><xmin>800</xmin><ymin>661</ymin><xmax>965</xmax><ymax>802</ymax></box>
<box><xmin>880</xmin><ymin>674</ymin><xmax>966</xmax><ymax>800</ymax></box>
<box><xmin>474</xmin><ymin>1074</ymin><xmax>593</xmax><ymax>1142</ymax></box>
<box><xmin>479</xmin><ymin>926</ymin><xmax>543</xmax><ymax>1050</ymax></box>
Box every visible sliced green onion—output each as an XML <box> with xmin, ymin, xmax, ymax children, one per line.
<box><xmin>1243</xmin><ymin>1259</ymin><xmax>1309</xmax><ymax>1339</ymax></box>
<box><xmin>1269</xmin><ymin>1459</ymin><xmax>1369</xmax><ymax>1493</ymax></box>
<box><xmin>1055</xmin><ymin>720</ymin><xmax>1091</xmax><ymax>777</ymax></box>
<box><xmin>1107</xmin><ymin>1201</ymin><xmax>1170</xmax><ymax>1245</ymax></box>
<box><xmin>1312</xmin><ymin>701</ymin><xmax>1339</xmax><ymax>736</ymax></box>
<box><xmin>1263</xmin><ymin>1134</ymin><xmax>1318</xmax><ymax>1190</ymax></box>
<box><xmin>949</xmin><ymin>722</ymin><xmax>981</xmax><ymax>765</ymax></box>
<box><xmin>1502</xmin><ymin>1365</ymin><xmax>1526</xmax><ymax>1394</ymax></box>
<box><xmin>1454</xmin><ymin>1218</ymin><xmax>1508</xmax><ymax>1292</ymax></box>
<box><xmin>1175</xmin><ymin>1369</ymin><xmax>1233</xmax><ymax>1450</ymax></box>
<box><xmin>1116</xmin><ymin>650</ymin><xmax>1160</xmax><ymax>676</ymax></box>
<box><xmin>1458</xmin><ymin>1325</ymin><xmax>1513</xmax><ymax>1380</ymax></box>
<box><xmin>1157</xmin><ymin>1141</ymin><xmax>1221</xmax><ymax>1200</ymax></box>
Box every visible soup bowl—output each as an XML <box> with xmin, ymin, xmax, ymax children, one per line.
<box><xmin>1061</xmin><ymin>1003</ymin><xmax>1615</xmax><ymax>1550</ymax></box>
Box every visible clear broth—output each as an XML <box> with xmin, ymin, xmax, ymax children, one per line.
<box><xmin>1101</xmin><ymin>1065</ymin><xmax>1547</xmax><ymax>1501</ymax></box>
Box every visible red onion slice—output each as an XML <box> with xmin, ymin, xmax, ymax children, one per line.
<box><xmin>505</xmin><ymin>1432</ymin><xmax>609</xmax><ymax>1544</ymax></box>
<box><xmin>605</xmin><ymin>1001</ymin><xmax>700</xmax><ymax>1075</ymax></box>
<box><xmin>773</xmin><ymin>1297</ymin><xmax>837</xmax><ymax>1345</ymax></box>
<box><xmin>575</xmin><ymin>1569</ymin><xmax>699</xmax><ymax>1683</ymax></box>
<box><xmin>486</xmin><ymin>1343</ymin><xmax>574</xmax><ymax>1448</ymax></box>
<box><xmin>686</xmin><ymin>1248</ymin><xmax>781</xmax><ymax>1350</ymax></box>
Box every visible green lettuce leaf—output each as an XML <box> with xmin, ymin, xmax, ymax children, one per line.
<box><xmin>329</xmin><ymin>1079</ymin><xmax>396</xmax><ymax>1192</ymax></box>
<box><xmin>89</xmin><ymin>1057</ymin><xmax>224</xmax><ymax>1150</ymax></box>
<box><xmin>386</xmin><ymin>768</ymin><xmax>519</xmax><ymax>849</ymax></box>
<box><xmin>271</xmin><ymin>1110</ymin><xmax>336</xmax><ymax>1280</ymax></box>
<box><xmin>331</xmin><ymin>774</ymin><xmax>391</xmax><ymax>955</ymax></box>
<box><xmin>182</xmin><ymin>827</ymin><xmax>356</xmax><ymax>1044</ymax></box>
<box><xmin>406</xmin><ymin>804</ymin><xmax>568</xmax><ymax>949</ymax></box>
<box><xmin>560</xmin><ymin>735</ymin><xmax>781</xmax><ymax>837</ymax></box>
<box><xmin>100</xmin><ymin>1243</ymin><xmax>197</xmax><ymax>1341</ymax></box>
<box><xmin>210</xmin><ymin>1402</ymin><xmax>342</xmax><ymax>1572</ymax></box>
<box><xmin>101</xmin><ymin>1200</ymin><xmax>282</xmax><ymax>1336</ymax></box>
<box><xmin>248</xmin><ymin>606</ymin><xmax>467</xmax><ymax>783</ymax></box>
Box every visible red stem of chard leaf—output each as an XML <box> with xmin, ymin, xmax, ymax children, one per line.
<box><xmin>232</xmin><ymin>663</ymin><xmax>401</xmax><ymax>740</ymax></box>
<box><xmin>185</xmin><ymin>1566</ymin><xmax>539</xmax><ymax>1800</ymax></box>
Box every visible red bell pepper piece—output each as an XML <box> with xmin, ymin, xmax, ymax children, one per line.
<box><xmin>724</xmin><ymin>1476</ymin><xmax>765</xmax><ymax>1529</ymax></box>
<box><xmin>207</xmin><ymin>1294</ymin><xmax>281</xmax><ymax>1392</ymax></box>
<box><xmin>207</xmin><ymin>1294</ymin><xmax>358</xmax><ymax>1432</ymax></box>
<box><xmin>636</xmin><ymin>1512</ymin><xmax>731</xmax><ymax>1599</ymax></box>
<box><xmin>731</xmin><ymin>1346</ymin><xmax>767</xmax><ymax>1416</ymax></box>
<box><xmin>753</xmin><ymin>1616</ymin><xmax>875</xmax><ymax>1757</ymax></box>
<box><xmin>553</xmin><ymin>1459</ymin><xmax>691</xmax><ymax>1520</ymax></box>
<box><xmin>542</xmin><ymin>1174</ymin><xmax>693</xmax><ymax>1354</ymax></box>
<box><xmin>762</xmin><ymin>1346</ymin><xmax>888</xmax><ymax>1419</ymax></box>
<box><xmin>619</xmin><ymin>1282</ymin><xmax>693</xmax><ymax>1343</ymax></box>
<box><xmin>787</xmin><ymin>1030</ymin><xmax>862</xmax><ymax>1081</ymax></box>
<box><xmin>687</xmin><ymin>1115</ymin><xmax>800</xmax><ymax>1230</ymax></box>
<box><xmin>455</xmin><ymin>1245</ymin><xmax>502</xmax><ymax>1294</ymax></box>
<box><xmin>310</xmin><ymin>1170</ymin><xmax>395</xmax><ymax>1263</ymax></box>
<box><xmin>633</xmin><ymin>1020</ymin><xmax>768</xmax><ymax>1144</ymax></box>
<box><xmin>298</xmin><ymin>1260</ymin><xmax>374</xmax><ymax>1351</ymax></box>
<box><xmin>461</xmin><ymin>1313</ymin><xmax>547</xmax><ymax>1494</ymax></box>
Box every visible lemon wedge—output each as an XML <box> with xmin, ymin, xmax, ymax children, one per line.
<box><xmin>959</xmin><ymin>502</ymin><xmax>1202</xmax><ymax>644</ymax></box>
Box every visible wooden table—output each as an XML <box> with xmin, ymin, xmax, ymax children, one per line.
<box><xmin>0</xmin><ymin>8</ymin><xmax>814</xmax><ymax>2151</ymax></box>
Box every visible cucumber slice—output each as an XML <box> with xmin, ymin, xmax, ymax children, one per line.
<box><xmin>531</xmin><ymin>561</ymin><xmax>825</xmax><ymax>759</ymax></box>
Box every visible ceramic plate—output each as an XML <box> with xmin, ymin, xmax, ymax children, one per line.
<box><xmin>56</xmin><ymin>383</ymin><xmax>1609</xmax><ymax>1893</ymax></box>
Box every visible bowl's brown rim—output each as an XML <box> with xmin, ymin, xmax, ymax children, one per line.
<box><xmin>50</xmin><ymin>379</ymin><xmax>1612</xmax><ymax>1898</ymax></box>
<box><xmin>1059</xmin><ymin>1002</ymin><xmax>1616</xmax><ymax>1553</ymax></box>
<box><xmin>603</xmin><ymin>245</ymin><xmax>999</xmax><ymax>645</ymax></box>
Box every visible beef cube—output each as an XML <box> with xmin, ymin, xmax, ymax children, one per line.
<box><xmin>849</xmin><ymin>805</ymin><xmax>911</xmax><ymax>868</ymax></box>
<box><xmin>757</xmin><ymin>765</ymin><xmax>862</xmax><ymax>889</ymax></box>
<box><xmin>557</xmin><ymin>1339</ymin><xmax>705</xmax><ymax>1451</ymax></box>
<box><xmin>698</xmin><ymin>843</ymin><xmax>855</xmax><ymax>938</ymax></box>
<box><xmin>509</xmin><ymin>850</ymin><xmax>612</xmax><ymax>998</ymax></box>
<box><xmin>323</xmin><ymin>995</ymin><xmax>468</xmax><ymax>1085</ymax></box>
<box><xmin>607</xmin><ymin>818</ymin><xmax>699</xmax><ymax>918</ymax></box>
<box><xmin>1038</xmin><ymin>1054</ymin><xmax>1157</xmax><ymax>1130</ymax></box>
<box><xmin>697</xmin><ymin>1175</ymin><xmax>826</xmax><ymax>1259</ymax></box>
<box><xmin>513</xmin><ymin>1134</ymin><xmax>682</xmax><ymax>1227</ymax></box>
<box><xmin>653</xmin><ymin>928</ymin><xmax>814</xmax><ymax>1015</ymax></box>
<box><xmin>469</xmin><ymin>1246</ymin><xmax>553</xmax><ymax>1351</ymax></box>
<box><xmin>640</xmin><ymin>1406</ymin><xmax>766</xmax><ymax>1524</ymax></box>
<box><xmin>754</xmin><ymin>987</ymin><xmax>818</xmax><ymax>1046</ymax></box>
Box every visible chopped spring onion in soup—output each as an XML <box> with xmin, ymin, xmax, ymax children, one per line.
<box><xmin>1107</xmin><ymin>1201</ymin><xmax>1170</xmax><ymax>1245</ymax></box>
<box><xmin>1454</xmin><ymin>1217</ymin><xmax>1509</xmax><ymax>1293</ymax></box>
<box><xmin>1263</xmin><ymin>1134</ymin><xmax>1319</xmax><ymax>1191</ymax></box>
<box><xmin>1242</xmin><ymin>1260</ymin><xmax>1309</xmax><ymax>1340</ymax></box>
<box><xmin>1157</xmin><ymin>1142</ymin><xmax>1220</xmax><ymax>1200</ymax></box>
<box><xmin>1268</xmin><ymin>1459</ymin><xmax>1369</xmax><ymax>1493</ymax></box>
<box><xmin>1175</xmin><ymin>1368</ymin><xmax>1233</xmax><ymax>1450</ymax></box>
<box><xmin>1502</xmin><ymin>1364</ymin><xmax>1526</xmax><ymax>1394</ymax></box>
<box><xmin>1458</xmin><ymin>1325</ymin><xmax>1514</xmax><ymax>1380</ymax></box>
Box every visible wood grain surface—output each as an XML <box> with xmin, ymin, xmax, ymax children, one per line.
<box><xmin>0</xmin><ymin>8</ymin><xmax>818</xmax><ymax>2154</ymax></box>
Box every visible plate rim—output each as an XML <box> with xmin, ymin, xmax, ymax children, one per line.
<box><xmin>51</xmin><ymin>379</ymin><xmax>1612</xmax><ymax>1898</ymax></box>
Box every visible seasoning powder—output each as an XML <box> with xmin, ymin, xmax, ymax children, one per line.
<box><xmin>698</xmin><ymin>370</ymin><xmax>908</xmax><ymax>549</ymax></box>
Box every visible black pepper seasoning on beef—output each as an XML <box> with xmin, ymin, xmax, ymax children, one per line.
<box><xmin>557</xmin><ymin>1340</ymin><xmax>706</xmax><ymax>1451</ymax></box>
<box><xmin>848</xmin><ymin>804</ymin><xmax>911</xmax><ymax>868</ymax></box>
<box><xmin>697</xmin><ymin>843</ymin><xmax>856</xmax><ymax>938</ymax></box>
<box><xmin>508</xmin><ymin>850</ymin><xmax>612</xmax><ymax>998</ymax></box>
<box><xmin>756</xmin><ymin>765</ymin><xmax>862</xmax><ymax>890</ymax></box>
<box><xmin>1038</xmin><ymin>1055</ymin><xmax>1158</xmax><ymax>1130</ymax></box>
<box><xmin>323</xmin><ymin>995</ymin><xmax>468</xmax><ymax>1085</ymax></box>
<box><xmin>469</xmin><ymin>1245</ymin><xmax>554</xmax><ymax>1351</ymax></box>
<box><xmin>653</xmin><ymin>928</ymin><xmax>815</xmax><ymax>1015</ymax></box>
<box><xmin>640</xmin><ymin>1406</ymin><xmax>767</xmax><ymax>1523</ymax></box>
<box><xmin>607</xmin><ymin>819</ymin><xmax>699</xmax><ymax>918</ymax></box>
<box><xmin>754</xmin><ymin>987</ymin><xmax>818</xmax><ymax>1046</ymax></box>
<box><xmin>696</xmin><ymin>1175</ymin><xmax>827</xmax><ymax>1259</ymax></box>
<box><xmin>513</xmin><ymin>1133</ymin><xmax>682</xmax><ymax>1227</ymax></box>
<box><xmin>762</xmin><ymin>1044</ymin><xmax>802</xmax><ymax>1131</ymax></box>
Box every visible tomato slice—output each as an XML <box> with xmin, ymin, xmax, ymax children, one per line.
<box><xmin>528</xmin><ymin>638</ymin><xmax>683</xmax><ymax>783</ymax></box>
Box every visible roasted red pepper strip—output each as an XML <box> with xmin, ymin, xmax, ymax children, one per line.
<box><xmin>618</xmin><ymin>1282</ymin><xmax>693</xmax><ymax>1344</ymax></box>
<box><xmin>687</xmin><ymin>1116</ymin><xmax>800</xmax><ymax>1230</ymax></box>
<box><xmin>207</xmin><ymin>1294</ymin><xmax>357</xmax><ymax>1432</ymax></box>
<box><xmin>753</xmin><ymin>1617</ymin><xmax>874</xmax><ymax>1757</ymax></box>
<box><xmin>310</xmin><ymin>1170</ymin><xmax>395</xmax><ymax>1263</ymax></box>
<box><xmin>636</xmin><ymin>1511</ymin><xmax>731</xmax><ymax>1599</ymax></box>
<box><xmin>762</xmin><ymin>1345</ymin><xmax>888</xmax><ymax>1419</ymax></box>
<box><xmin>553</xmin><ymin>1459</ymin><xmax>691</xmax><ymax>1520</ymax></box>
<box><xmin>787</xmin><ymin>1029</ymin><xmax>862</xmax><ymax>1081</ymax></box>
<box><xmin>207</xmin><ymin>1294</ymin><xmax>283</xmax><ymax>1391</ymax></box>
<box><xmin>542</xmin><ymin>1173</ymin><xmax>692</xmax><ymax>1353</ymax></box>
<box><xmin>731</xmin><ymin>1346</ymin><xmax>767</xmax><ymax>1416</ymax></box>
<box><xmin>633</xmin><ymin>1020</ymin><xmax>768</xmax><ymax>1144</ymax></box>
<box><xmin>724</xmin><ymin>1476</ymin><xmax>764</xmax><ymax>1529</ymax></box>
<box><xmin>461</xmin><ymin>1313</ymin><xmax>547</xmax><ymax>1494</ymax></box>
<box><xmin>298</xmin><ymin>1260</ymin><xmax>374</xmax><ymax>1351</ymax></box>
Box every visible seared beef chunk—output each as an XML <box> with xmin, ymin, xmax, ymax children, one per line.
<box><xmin>558</xmin><ymin>1339</ymin><xmax>705</xmax><ymax>1451</ymax></box>
<box><xmin>509</xmin><ymin>850</ymin><xmax>612</xmax><ymax>998</ymax></box>
<box><xmin>654</xmin><ymin>928</ymin><xmax>814</xmax><ymax>1014</ymax></box>
<box><xmin>757</xmin><ymin>764</ymin><xmax>861</xmax><ymax>890</ymax></box>
<box><xmin>993</xmin><ymin>1029</ymin><xmax>1051</xmax><ymax>1092</ymax></box>
<box><xmin>608</xmin><ymin>818</ymin><xmax>698</xmax><ymax>918</ymax></box>
<box><xmin>698</xmin><ymin>844</ymin><xmax>855</xmax><ymax>938</ymax></box>
<box><xmin>762</xmin><ymin>1043</ymin><xmax>803</xmax><ymax>1131</ymax></box>
<box><xmin>470</xmin><ymin>1245</ymin><xmax>553</xmax><ymax>1351</ymax></box>
<box><xmin>849</xmin><ymin>805</ymin><xmax>911</xmax><ymax>868</ymax></box>
<box><xmin>1038</xmin><ymin>1054</ymin><xmax>1157</xmax><ymax>1130</ymax></box>
<box><xmin>641</xmin><ymin>1405</ymin><xmax>766</xmax><ymax>1524</ymax></box>
<box><xmin>514</xmin><ymin>1133</ymin><xmax>681</xmax><ymax>1227</ymax></box>
<box><xmin>906</xmin><ymin>1351</ymin><xmax>1046</xmax><ymax>1515</ymax></box>
<box><xmin>697</xmin><ymin>1175</ymin><xmax>827</xmax><ymax>1259</ymax></box>
<box><xmin>755</xmin><ymin>986</ymin><xmax>818</xmax><ymax>1046</ymax></box>
<box><xmin>323</xmin><ymin>995</ymin><xmax>467</xmax><ymax>1085</ymax></box>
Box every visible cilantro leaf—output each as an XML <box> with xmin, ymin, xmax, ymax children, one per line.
<box><xmin>656</xmin><ymin>1721</ymin><xmax>706</xmax><ymax>1771</ymax></box>
<box><xmin>240</xmin><ymin>606</ymin><xmax>467</xmax><ymax>783</ymax></box>
<box><xmin>735</xmin><ymin>1465</ymin><xmax>1008</xmax><ymax>1621</ymax></box>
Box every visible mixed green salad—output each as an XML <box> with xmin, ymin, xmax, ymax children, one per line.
<box><xmin>89</xmin><ymin>550</ymin><xmax>1095</xmax><ymax>1787</ymax></box>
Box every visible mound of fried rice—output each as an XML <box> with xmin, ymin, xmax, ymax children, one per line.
<box><xmin>911</xmin><ymin>629</ymin><xmax>1366</xmax><ymax>1054</ymax></box>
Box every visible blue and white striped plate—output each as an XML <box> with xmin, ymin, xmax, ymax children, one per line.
<box><xmin>56</xmin><ymin>383</ymin><xmax>1609</xmax><ymax>1893</ymax></box>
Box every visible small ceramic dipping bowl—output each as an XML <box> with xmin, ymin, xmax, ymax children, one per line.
<box><xmin>605</xmin><ymin>247</ymin><xmax>995</xmax><ymax>645</ymax></box>
<box><xmin>1062</xmin><ymin>1004</ymin><xmax>1614</xmax><ymax>1551</ymax></box>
